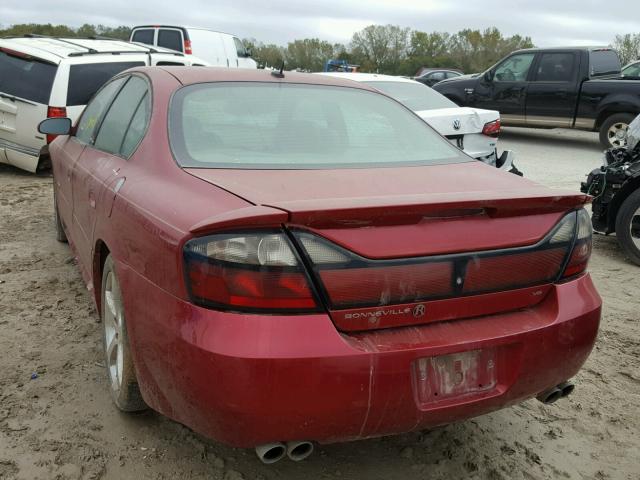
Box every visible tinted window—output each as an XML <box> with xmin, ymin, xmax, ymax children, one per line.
<box><xmin>132</xmin><ymin>29</ymin><xmax>154</xmax><ymax>45</ymax></box>
<box><xmin>534</xmin><ymin>53</ymin><xmax>576</xmax><ymax>82</ymax></box>
<box><xmin>233</xmin><ymin>37</ymin><xmax>247</xmax><ymax>57</ymax></box>
<box><xmin>94</xmin><ymin>76</ymin><xmax>148</xmax><ymax>155</ymax></box>
<box><xmin>169</xmin><ymin>83</ymin><xmax>467</xmax><ymax>169</ymax></box>
<box><xmin>590</xmin><ymin>50</ymin><xmax>621</xmax><ymax>76</ymax></box>
<box><xmin>0</xmin><ymin>51</ymin><xmax>57</xmax><ymax>104</ymax></box>
<box><xmin>158</xmin><ymin>29</ymin><xmax>183</xmax><ymax>52</ymax></box>
<box><xmin>494</xmin><ymin>53</ymin><xmax>535</xmax><ymax>82</ymax></box>
<box><xmin>156</xmin><ymin>61</ymin><xmax>185</xmax><ymax>66</ymax></box>
<box><xmin>364</xmin><ymin>81</ymin><xmax>457</xmax><ymax>111</ymax></box>
<box><xmin>75</xmin><ymin>77</ymin><xmax>127</xmax><ymax>144</ymax></box>
<box><xmin>67</xmin><ymin>62</ymin><xmax>144</xmax><ymax>106</ymax></box>
<box><xmin>121</xmin><ymin>92</ymin><xmax>150</xmax><ymax>157</ymax></box>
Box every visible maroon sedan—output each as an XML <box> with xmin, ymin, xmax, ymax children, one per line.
<box><xmin>39</xmin><ymin>67</ymin><xmax>601</xmax><ymax>464</ymax></box>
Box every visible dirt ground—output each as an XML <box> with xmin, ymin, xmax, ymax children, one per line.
<box><xmin>1</xmin><ymin>128</ymin><xmax>639</xmax><ymax>480</ymax></box>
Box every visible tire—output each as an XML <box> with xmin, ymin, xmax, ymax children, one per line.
<box><xmin>615</xmin><ymin>189</ymin><xmax>640</xmax><ymax>266</ymax></box>
<box><xmin>53</xmin><ymin>186</ymin><xmax>67</xmax><ymax>243</ymax></box>
<box><xmin>599</xmin><ymin>113</ymin><xmax>635</xmax><ymax>149</ymax></box>
<box><xmin>101</xmin><ymin>255</ymin><xmax>147</xmax><ymax>412</ymax></box>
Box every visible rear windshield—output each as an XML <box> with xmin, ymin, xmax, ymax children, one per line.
<box><xmin>0</xmin><ymin>50</ymin><xmax>57</xmax><ymax>104</ymax></box>
<box><xmin>158</xmin><ymin>29</ymin><xmax>183</xmax><ymax>52</ymax></box>
<box><xmin>66</xmin><ymin>62</ymin><xmax>144</xmax><ymax>106</ymax></box>
<box><xmin>590</xmin><ymin>50</ymin><xmax>621</xmax><ymax>76</ymax></box>
<box><xmin>363</xmin><ymin>81</ymin><xmax>457</xmax><ymax>111</ymax></box>
<box><xmin>169</xmin><ymin>82</ymin><xmax>468</xmax><ymax>169</ymax></box>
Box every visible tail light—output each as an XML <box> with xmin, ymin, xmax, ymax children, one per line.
<box><xmin>293</xmin><ymin>209</ymin><xmax>592</xmax><ymax>310</ymax></box>
<box><xmin>46</xmin><ymin>106</ymin><xmax>67</xmax><ymax>144</ymax></box>
<box><xmin>184</xmin><ymin>39</ymin><xmax>192</xmax><ymax>54</ymax></box>
<box><xmin>183</xmin><ymin>232</ymin><xmax>318</xmax><ymax>312</ymax></box>
<box><xmin>482</xmin><ymin>119</ymin><xmax>501</xmax><ymax>138</ymax></box>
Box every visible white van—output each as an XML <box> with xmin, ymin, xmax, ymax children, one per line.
<box><xmin>129</xmin><ymin>25</ymin><xmax>257</xmax><ymax>69</ymax></box>
<box><xmin>0</xmin><ymin>36</ymin><xmax>208</xmax><ymax>172</ymax></box>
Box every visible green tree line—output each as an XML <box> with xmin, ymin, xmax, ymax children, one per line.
<box><xmin>0</xmin><ymin>23</ymin><xmax>131</xmax><ymax>41</ymax></box>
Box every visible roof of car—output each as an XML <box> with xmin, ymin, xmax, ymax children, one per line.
<box><xmin>0</xmin><ymin>36</ymin><xmax>183</xmax><ymax>64</ymax></box>
<box><xmin>317</xmin><ymin>72</ymin><xmax>419</xmax><ymax>84</ymax></box>
<box><xmin>147</xmin><ymin>66</ymin><xmax>382</xmax><ymax>90</ymax></box>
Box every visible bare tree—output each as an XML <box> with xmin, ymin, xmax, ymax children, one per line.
<box><xmin>613</xmin><ymin>34</ymin><xmax>640</xmax><ymax>66</ymax></box>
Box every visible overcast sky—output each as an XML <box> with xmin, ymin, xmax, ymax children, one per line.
<box><xmin>2</xmin><ymin>0</ymin><xmax>640</xmax><ymax>46</ymax></box>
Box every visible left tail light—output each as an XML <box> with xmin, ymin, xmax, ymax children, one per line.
<box><xmin>183</xmin><ymin>231</ymin><xmax>319</xmax><ymax>312</ymax></box>
<box><xmin>482</xmin><ymin>119</ymin><xmax>501</xmax><ymax>138</ymax></box>
<box><xmin>184</xmin><ymin>39</ymin><xmax>192</xmax><ymax>54</ymax></box>
<box><xmin>46</xmin><ymin>106</ymin><xmax>67</xmax><ymax>144</ymax></box>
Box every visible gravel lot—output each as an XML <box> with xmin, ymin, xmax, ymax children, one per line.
<box><xmin>1</xmin><ymin>127</ymin><xmax>638</xmax><ymax>480</ymax></box>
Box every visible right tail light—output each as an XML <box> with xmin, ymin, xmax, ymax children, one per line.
<box><xmin>482</xmin><ymin>119</ymin><xmax>501</xmax><ymax>138</ymax></box>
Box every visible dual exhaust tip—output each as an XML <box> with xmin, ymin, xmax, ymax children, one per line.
<box><xmin>536</xmin><ymin>381</ymin><xmax>575</xmax><ymax>404</ymax></box>
<box><xmin>255</xmin><ymin>440</ymin><xmax>314</xmax><ymax>464</ymax></box>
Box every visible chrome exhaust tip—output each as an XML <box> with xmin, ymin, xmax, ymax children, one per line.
<box><xmin>286</xmin><ymin>440</ymin><xmax>314</xmax><ymax>462</ymax></box>
<box><xmin>255</xmin><ymin>442</ymin><xmax>286</xmax><ymax>464</ymax></box>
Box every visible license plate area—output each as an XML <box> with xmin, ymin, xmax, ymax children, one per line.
<box><xmin>413</xmin><ymin>348</ymin><xmax>497</xmax><ymax>405</ymax></box>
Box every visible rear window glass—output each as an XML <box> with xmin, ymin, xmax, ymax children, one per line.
<box><xmin>590</xmin><ymin>50</ymin><xmax>621</xmax><ymax>76</ymax></box>
<box><xmin>67</xmin><ymin>62</ymin><xmax>144</xmax><ymax>106</ymax></box>
<box><xmin>534</xmin><ymin>53</ymin><xmax>576</xmax><ymax>82</ymax></box>
<box><xmin>364</xmin><ymin>81</ymin><xmax>457</xmax><ymax>111</ymax></box>
<box><xmin>132</xmin><ymin>29</ymin><xmax>154</xmax><ymax>45</ymax></box>
<box><xmin>158</xmin><ymin>30</ymin><xmax>183</xmax><ymax>52</ymax></box>
<box><xmin>0</xmin><ymin>51</ymin><xmax>57</xmax><ymax>104</ymax></box>
<box><xmin>169</xmin><ymin>83</ymin><xmax>468</xmax><ymax>169</ymax></box>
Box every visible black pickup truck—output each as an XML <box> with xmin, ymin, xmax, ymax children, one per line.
<box><xmin>433</xmin><ymin>47</ymin><xmax>640</xmax><ymax>148</ymax></box>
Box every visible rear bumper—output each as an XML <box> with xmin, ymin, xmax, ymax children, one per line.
<box><xmin>119</xmin><ymin>263</ymin><xmax>601</xmax><ymax>448</ymax></box>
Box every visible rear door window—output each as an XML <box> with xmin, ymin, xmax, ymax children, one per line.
<box><xmin>0</xmin><ymin>50</ymin><xmax>57</xmax><ymax>104</ymax></box>
<box><xmin>590</xmin><ymin>49</ymin><xmax>621</xmax><ymax>76</ymax></box>
<box><xmin>534</xmin><ymin>53</ymin><xmax>576</xmax><ymax>82</ymax></box>
<box><xmin>132</xmin><ymin>29</ymin><xmax>154</xmax><ymax>45</ymax></box>
<box><xmin>67</xmin><ymin>62</ymin><xmax>144</xmax><ymax>106</ymax></box>
<box><xmin>158</xmin><ymin>29</ymin><xmax>183</xmax><ymax>52</ymax></box>
<box><xmin>75</xmin><ymin>77</ymin><xmax>127</xmax><ymax>144</ymax></box>
<box><xmin>94</xmin><ymin>76</ymin><xmax>149</xmax><ymax>156</ymax></box>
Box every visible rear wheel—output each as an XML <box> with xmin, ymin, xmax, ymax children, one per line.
<box><xmin>599</xmin><ymin>113</ymin><xmax>635</xmax><ymax>149</ymax></box>
<box><xmin>615</xmin><ymin>189</ymin><xmax>640</xmax><ymax>266</ymax></box>
<box><xmin>53</xmin><ymin>186</ymin><xmax>67</xmax><ymax>243</ymax></box>
<box><xmin>101</xmin><ymin>255</ymin><xmax>147</xmax><ymax>411</ymax></box>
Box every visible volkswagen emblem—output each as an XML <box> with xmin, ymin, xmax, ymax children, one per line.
<box><xmin>412</xmin><ymin>304</ymin><xmax>426</xmax><ymax>318</ymax></box>
<box><xmin>453</xmin><ymin>119</ymin><xmax>461</xmax><ymax>130</ymax></box>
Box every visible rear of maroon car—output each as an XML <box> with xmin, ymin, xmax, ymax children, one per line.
<box><xmin>127</xmin><ymin>71</ymin><xmax>601</xmax><ymax>449</ymax></box>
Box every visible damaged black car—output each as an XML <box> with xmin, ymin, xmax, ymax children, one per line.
<box><xmin>582</xmin><ymin>115</ymin><xmax>640</xmax><ymax>265</ymax></box>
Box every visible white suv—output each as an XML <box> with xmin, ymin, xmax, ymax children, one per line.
<box><xmin>0</xmin><ymin>36</ymin><xmax>208</xmax><ymax>173</ymax></box>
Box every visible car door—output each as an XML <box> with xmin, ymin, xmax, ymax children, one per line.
<box><xmin>131</xmin><ymin>28</ymin><xmax>156</xmax><ymax>47</ymax></box>
<box><xmin>71</xmin><ymin>75</ymin><xmax>149</xmax><ymax>273</ymax></box>
<box><xmin>472</xmin><ymin>52</ymin><xmax>536</xmax><ymax>125</ymax></box>
<box><xmin>525</xmin><ymin>52</ymin><xmax>580</xmax><ymax>128</ymax></box>
<box><xmin>56</xmin><ymin>76</ymin><xmax>127</xmax><ymax>241</ymax></box>
<box><xmin>157</xmin><ymin>28</ymin><xmax>185</xmax><ymax>53</ymax></box>
<box><xmin>425</xmin><ymin>71</ymin><xmax>446</xmax><ymax>87</ymax></box>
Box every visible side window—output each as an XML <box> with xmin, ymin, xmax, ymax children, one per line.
<box><xmin>156</xmin><ymin>61</ymin><xmax>185</xmax><ymax>66</ymax></box>
<box><xmin>67</xmin><ymin>62</ymin><xmax>145</xmax><ymax>106</ymax></box>
<box><xmin>132</xmin><ymin>29</ymin><xmax>154</xmax><ymax>45</ymax></box>
<box><xmin>494</xmin><ymin>53</ymin><xmax>536</xmax><ymax>82</ymax></box>
<box><xmin>94</xmin><ymin>76</ymin><xmax>148</xmax><ymax>156</ymax></box>
<box><xmin>429</xmin><ymin>72</ymin><xmax>445</xmax><ymax>81</ymax></box>
<box><xmin>75</xmin><ymin>77</ymin><xmax>127</xmax><ymax>144</ymax></box>
<box><xmin>446</xmin><ymin>71</ymin><xmax>460</xmax><ymax>79</ymax></box>
<box><xmin>121</xmin><ymin>93</ymin><xmax>150</xmax><ymax>157</ymax></box>
<box><xmin>233</xmin><ymin>37</ymin><xmax>247</xmax><ymax>57</ymax></box>
<box><xmin>534</xmin><ymin>53</ymin><xmax>576</xmax><ymax>82</ymax></box>
<box><xmin>158</xmin><ymin>29</ymin><xmax>183</xmax><ymax>52</ymax></box>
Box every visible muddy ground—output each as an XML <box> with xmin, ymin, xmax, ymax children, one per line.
<box><xmin>1</xmin><ymin>128</ymin><xmax>639</xmax><ymax>479</ymax></box>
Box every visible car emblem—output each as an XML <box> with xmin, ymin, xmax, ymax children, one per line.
<box><xmin>412</xmin><ymin>304</ymin><xmax>426</xmax><ymax>318</ymax></box>
<box><xmin>453</xmin><ymin>119</ymin><xmax>461</xmax><ymax>130</ymax></box>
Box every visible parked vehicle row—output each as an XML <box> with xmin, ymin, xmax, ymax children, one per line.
<box><xmin>0</xmin><ymin>36</ymin><xmax>209</xmax><ymax>172</ymax></box>
<box><xmin>433</xmin><ymin>47</ymin><xmax>640</xmax><ymax>148</ymax></box>
<box><xmin>39</xmin><ymin>66</ymin><xmax>601</xmax><ymax>462</ymax></box>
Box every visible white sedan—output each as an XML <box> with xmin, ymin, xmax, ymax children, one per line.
<box><xmin>319</xmin><ymin>72</ymin><xmax>504</xmax><ymax>167</ymax></box>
